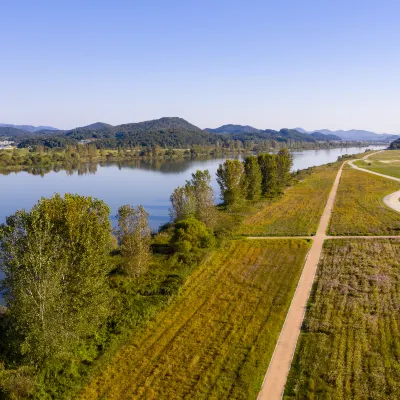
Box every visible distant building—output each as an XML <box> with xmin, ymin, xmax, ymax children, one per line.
<box><xmin>79</xmin><ymin>139</ymin><xmax>92</xmax><ymax>145</ymax></box>
<box><xmin>0</xmin><ymin>140</ymin><xmax>15</xmax><ymax>149</ymax></box>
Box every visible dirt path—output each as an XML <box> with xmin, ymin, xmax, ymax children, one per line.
<box><xmin>257</xmin><ymin>162</ymin><xmax>344</xmax><ymax>400</ymax></box>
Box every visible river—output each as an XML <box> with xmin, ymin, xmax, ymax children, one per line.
<box><xmin>0</xmin><ymin>146</ymin><xmax>386</xmax><ymax>231</ymax></box>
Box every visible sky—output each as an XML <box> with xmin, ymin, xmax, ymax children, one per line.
<box><xmin>1</xmin><ymin>0</ymin><xmax>399</xmax><ymax>133</ymax></box>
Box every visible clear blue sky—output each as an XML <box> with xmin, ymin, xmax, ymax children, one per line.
<box><xmin>1</xmin><ymin>0</ymin><xmax>399</xmax><ymax>133</ymax></box>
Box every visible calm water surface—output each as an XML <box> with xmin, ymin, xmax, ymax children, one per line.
<box><xmin>0</xmin><ymin>146</ymin><xmax>386</xmax><ymax>231</ymax></box>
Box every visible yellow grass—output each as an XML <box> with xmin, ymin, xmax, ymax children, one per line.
<box><xmin>329</xmin><ymin>167</ymin><xmax>400</xmax><ymax>235</ymax></box>
<box><xmin>239</xmin><ymin>164</ymin><xmax>340</xmax><ymax>236</ymax></box>
<box><xmin>80</xmin><ymin>239</ymin><xmax>310</xmax><ymax>400</ymax></box>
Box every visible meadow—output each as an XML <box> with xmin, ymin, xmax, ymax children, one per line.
<box><xmin>80</xmin><ymin>239</ymin><xmax>310</xmax><ymax>400</ymax></box>
<box><xmin>329</xmin><ymin>167</ymin><xmax>400</xmax><ymax>235</ymax></box>
<box><xmin>239</xmin><ymin>163</ymin><xmax>339</xmax><ymax>236</ymax></box>
<box><xmin>284</xmin><ymin>239</ymin><xmax>400</xmax><ymax>400</ymax></box>
<box><xmin>354</xmin><ymin>156</ymin><xmax>400</xmax><ymax>179</ymax></box>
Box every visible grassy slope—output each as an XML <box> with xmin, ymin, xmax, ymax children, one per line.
<box><xmin>239</xmin><ymin>163</ymin><xmax>339</xmax><ymax>236</ymax></box>
<box><xmin>284</xmin><ymin>239</ymin><xmax>400</xmax><ymax>400</ymax></box>
<box><xmin>80</xmin><ymin>239</ymin><xmax>310</xmax><ymax>400</ymax></box>
<box><xmin>329</xmin><ymin>167</ymin><xmax>400</xmax><ymax>235</ymax></box>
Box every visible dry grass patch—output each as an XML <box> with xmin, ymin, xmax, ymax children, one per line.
<box><xmin>329</xmin><ymin>167</ymin><xmax>400</xmax><ymax>235</ymax></box>
<box><xmin>284</xmin><ymin>239</ymin><xmax>400</xmax><ymax>400</ymax></box>
<box><xmin>239</xmin><ymin>164</ymin><xmax>339</xmax><ymax>236</ymax></box>
<box><xmin>80</xmin><ymin>239</ymin><xmax>310</xmax><ymax>400</ymax></box>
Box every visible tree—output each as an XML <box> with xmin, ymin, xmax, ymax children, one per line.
<box><xmin>258</xmin><ymin>154</ymin><xmax>278</xmax><ymax>195</ymax></box>
<box><xmin>188</xmin><ymin>170</ymin><xmax>216</xmax><ymax>228</ymax></box>
<box><xmin>170</xmin><ymin>170</ymin><xmax>216</xmax><ymax>228</ymax></box>
<box><xmin>170</xmin><ymin>185</ymin><xmax>196</xmax><ymax>222</ymax></box>
<box><xmin>276</xmin><ymin>148</ymin><xmax>293</xmax><ymax>188</ymax></box>
<box><xmin>216</xmin><ymin>159</ymin><xmax>245</xmax><ymax>206</ymax></box>
<box><xmin>116</xmin><ymin>205</ymin><xmax>151</xmax><ymax>277</ymax></box>
<box><xmin>0</xmin><ymin>194</ymin><xmax>113</xmax><ymax>365</ymax></box>
<box><xmin>243</xmin><ymin>156</ymin><xmax>262</xmax><ymax>200</ymax></box>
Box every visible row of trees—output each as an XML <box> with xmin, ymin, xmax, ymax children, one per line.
<box><xmin>216</xmin><ymin>148</ymin><xmax>293</xmax><ymax>206</ymax></box>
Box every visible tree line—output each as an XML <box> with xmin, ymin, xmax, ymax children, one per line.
<box><xmin>216</xmin><ymin>148</ymin><xmax>293</xmax><ymax>206</ymax></box>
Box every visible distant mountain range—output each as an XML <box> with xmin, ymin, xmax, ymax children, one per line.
<box><xmin>294</xmin><ymin>127</ymin><xmax>399</xmax><ymax>142</ymax></box>
<box><xmin>207</xmin><ymin>124</ymin><xmax>398</xmax><ymax>142</ymax></box>
<box><xmin>1</xmin><ymin>119</ymin><xmax>398</xmax><ymax>148</ymax></box>
<box><xmin>0</xmin><ymin>123</ymin><xmax>59</xmax><ymax>132</ymax></box>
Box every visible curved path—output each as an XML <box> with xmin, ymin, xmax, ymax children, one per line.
<box><xmin>257</xmin><ymin>150</ymin><xmax>400</xmax><ymax>400</ymax></box>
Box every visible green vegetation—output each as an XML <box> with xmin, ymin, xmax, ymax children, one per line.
<box><xmin>170</xmin><ymin>170</ymin><xmax>216</xmax><ymax>228</ymax></box>
<box><xmin>354</xmin><ymin>150</ymin><xmax>400</xmax><ymax>179</ymax></box>
<box><xmin>217</xmin><ymin>150</ymin><xmax>293</xmax><ymax>208</ymax></box>
<box><xmin>284</xmin><ymin>239</ymin><xmax>400</xmax><ymax>399</ymax></box>
<box><xmin>240</xmin><ymin>163</ymin><xmax>340</xmax><ymax>236</ymax></box>
<box><xmin>243</xmin><ymin>155</ymin><xmax>262</xmax><ymax>200</ymax></box>
<box><xmin>80</xmin><ymin>239</ymin><xmax>310</xmax><ymax>400</ymax></box>
<box><xmin>389</xmin><ymin>138</ymin><xmax>400</xmax><ymax>149</ymax></box>
<box><xmin>116</xmin><ymin>205</ymin><xmax>152</xmax><ymax>277</ymax></box>
<box><xmin>217</xmin><ymin>159</ymin><xmax>246</xmax><ymax>206</ymax></box>
<box><xmin>329</xmin><ymin>167</ymin><xmax>400</xmax><ymax>235</ymax></box>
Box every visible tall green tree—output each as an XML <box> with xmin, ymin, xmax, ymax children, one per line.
<box><xmin>216</xmin><ymin>159</ymin><xmax>245</xmax><ymax>206</ymax></box>
<box><xmin>170</xmin><ymin>170</ymin><xmax>216</xmax><ymax>228</ymax></box>
<box><xmin>258</xmin><ymin>154</ymin><xmax>278</xmax><ymax>195</ymax></box>
<box><xmin>243</xmin><ymin>156</ymin><xmax>262</xmax><ymax>200</ymax></box>
<box><xmin>170</xmin><ymin>185</ymin><xmax>196</xmax><ymax>222</ymax></box>
<box><xmin>116</xmin><ymin>205</ymin><xmax>152</xmax><ymax>277</ymax></box>
<box><xmin>0</xmin><ymin>194</ymin><xmax>113</xmax><ymax>365</ymax></box>
<box><xmin>276</xmin><ymin>148</ymin><xmax>293</xmax><ymax>188</ymax></box>
<box><xmin>188</xmin><ymin>170</ymin><xmax>216</xmax><ymax>228</ymax></box>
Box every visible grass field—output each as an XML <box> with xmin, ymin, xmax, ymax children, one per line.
<box><xmin>80</xmin><ymin>239</ymin><xmax>310</xmax><ymax>400</ymax></box>
<box><xmin>329</xmin><ymin>167</ymin><xmax>400</xmax><ymax>235</ymax></box>
<box><xmin>354</xmin><ymin>156</ymin><xmax>400</xmax><ymax>179</ymax></box>
<box><xmin>368</xmin><ymin>149</ymin><xmax>400</xmax><ymax>160</ymax></box>
<box><xmin>239</xmin><ymin>164</ymin><xmax>339</xmax><ymax>236</ymax></box>
<box><xmin>284</xmin><ymin>239</ymin><xmax>400</xmax><ymax>400</ymax></box>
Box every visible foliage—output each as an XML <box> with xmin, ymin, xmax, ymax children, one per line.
<box><xmin>329</xmin><ymin>167</ymin><xmax>400</xmax><ymax>235</ymax></box>
<box><xmin>116</xmin><ymin>205</ymin><xmax>152</xmax><ymax>277</ymax></box>
<box><xmin>258</xmin><ymin>153</ymin><xmax>278</xmax><ymax>195</ymax></box>
<box><xmin>276</xmin><ymin>148</ymin><xmax>293</xmax><ymax>188</ymax></box>
<box><xmin>170</xmin><ymin>170</ymin><xmax>216</xmax><ymax>228</ymax></box>
<box><xmin>0</xmin><ymin>194</ymin><xmax>113</xmax><ymax>368</ymax></box>
<box><xmin>284</xmin><ymin>239</ymin><xmax>400</xmax><ymax>399</ymax></box>
<box><xmin>187</xmin><ymin>170</ymin><xmax>217</xmax><ymax>228</ymax></box>
<box><xmin>171</xmin><ymin>217</ymin><xmax>215</xmax><ymax>253</ymax></box>
<box><xmin>80</xmin><ymin>239</ymin><xmax>310</xmax><ymax>400</ymax></box>
<box><xmin>243</xmin><ymin>155</ymin><xmax>262</xmax><ymax>200</ymax></box>
<box><xmin>389</xmin><ymin>138</ymin><xmax>400</xmax><ymax>149</ymax></box>
<box><xmin>216</xmin><ymin>159</ymin><xmax>245</xmax><ymax>206</ymax></box>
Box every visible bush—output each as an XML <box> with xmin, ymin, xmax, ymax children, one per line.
<box><xmin>171</xmin><ymin>217</ymin><xmax>215</xmax><ymax>253</ymax></box>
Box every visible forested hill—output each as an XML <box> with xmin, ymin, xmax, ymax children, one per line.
<box><xmin>205</xmin><ymin>124</ymin><xmax>260</xmax><ymax>134</ymax></box>
<box><xmin>8</xmin><ymin>117</ymin><xmax>350</xmax><ymax>149</ymax></box>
